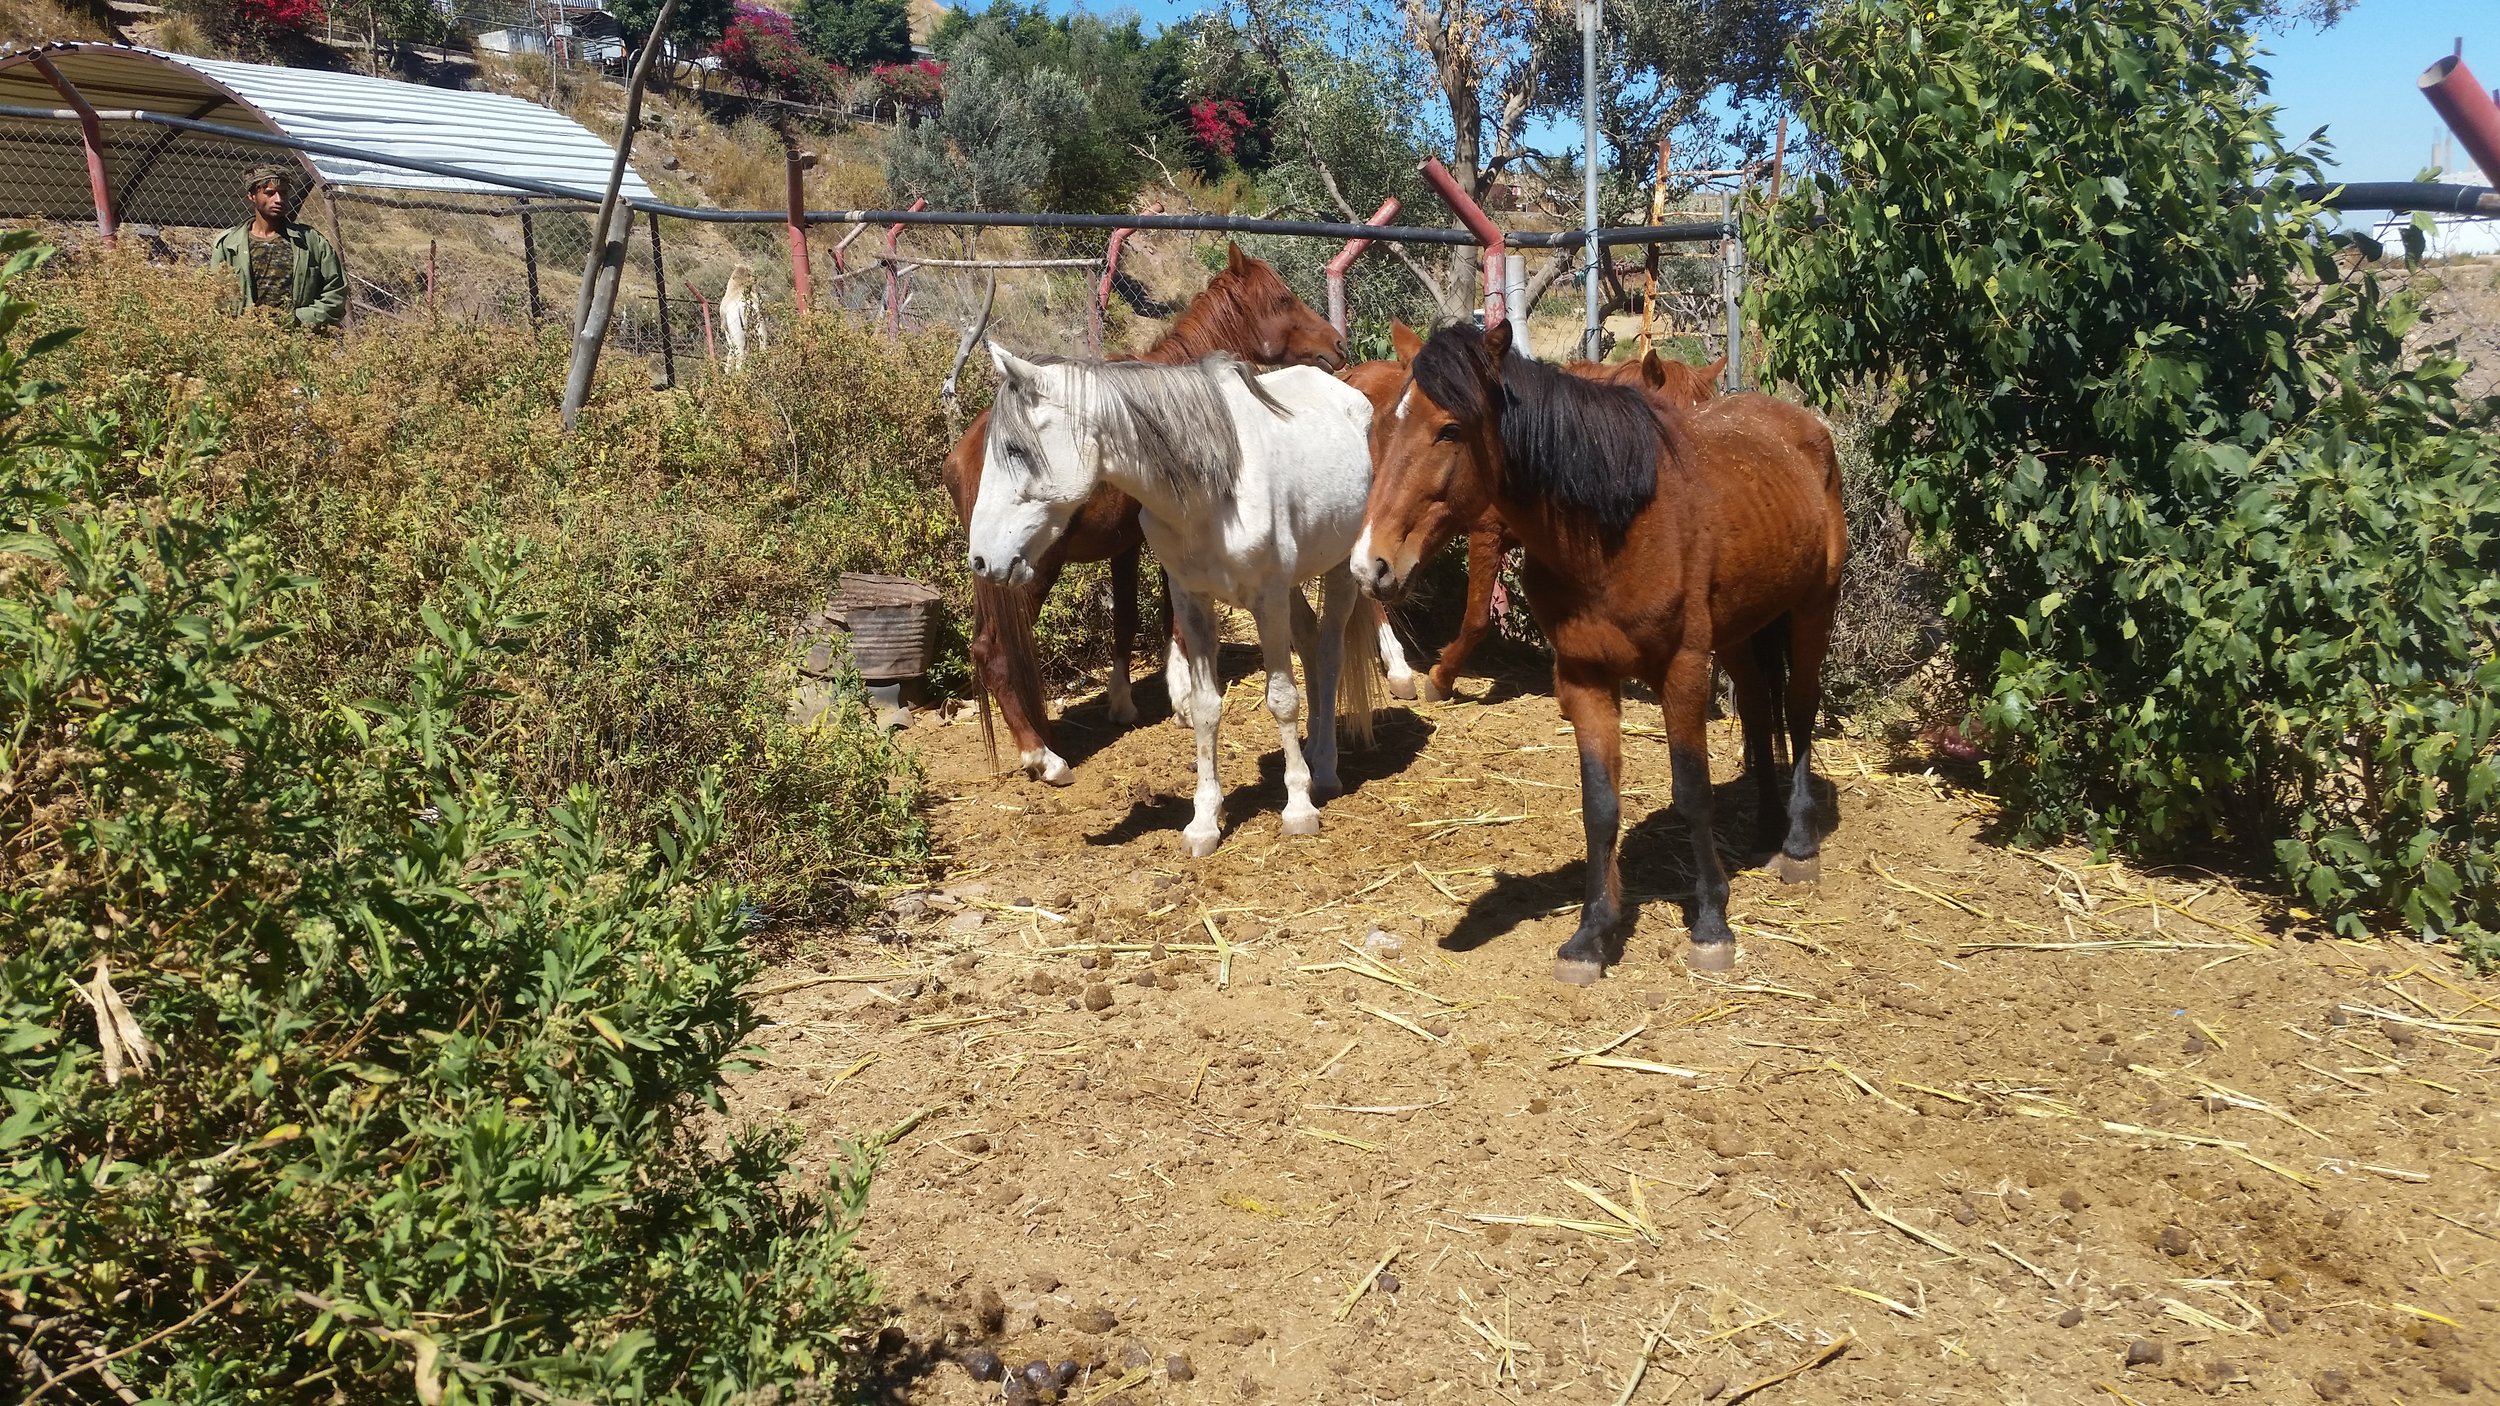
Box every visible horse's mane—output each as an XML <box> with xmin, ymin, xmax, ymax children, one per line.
<box><xmin>991</xmin><ymin>353</ymin><xmax>1291</xmax><ymax>510</ymax></box>
<box><xmin>1146</xmin><ymin>258</ymin><xmax>1290</xmax><ymax>364</ymax></box>
<box><xmin>1410</xmin><ymin>323</ymin><xmax>1671</xmax><ymax>539</ymax></box>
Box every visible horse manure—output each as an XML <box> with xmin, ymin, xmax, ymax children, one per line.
<box><xmin>2383</xmin><ymin>1020</ymin><xmax>2418</xmax><ymax>1048</ymax></box>
<box><xmin>1121</xmin><ymin>1342</ymin><xmax>1154</xmax><ymax>1369</ymax></box>
<box><xmin>1084</xmin><ymin>984</ymin><xmax>1114</xmax><ymax>1011</ymax></box>
<box><xmin>976</xmin><ymin>1286</ymin><xmax>1006</xmax><ymax>1333</ymax></box>
<box><xmin>962</xmin><ymin>1347</ymin><xmax>1005</xmax><ymax>1381</ymax></box>
<box><xmin>1166</xmin><ymin>1354</ymin><xmax>1196</xmax><ymax>1382</ymax></box>
<box><xmin>1376</xmin><ymin>1271</ymin><xmax>1401</xmax><ymax>1294</ymax></box>
<box><xmin>2057</xmin><ymin>1308</ymin><xmax>2083</xmax><ymax>1328</ymax></box>
<box><xmin>1072</xmin><ymin>1306</ymin><xmax>1118</xmax><ymax>1334</ymax></box>
<box><xmin>2125</xmin><ymin>1340</ymin><xmax>2165</xmax><ymax>1368</ymax></box>
<box><xmin>1700</xmin><ymin>1378</ymin><xmax>1729</xmax><ymax>1400</ymax></box>
<box><xmin>1078</xmin><ymin>953</ymin><xmax>1099</xmax><ymax>970</ymax></box>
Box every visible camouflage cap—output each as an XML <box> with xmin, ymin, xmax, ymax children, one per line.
<box><xmin>241</xmin><ymin>163</ymin><xmax>293</xmax><ymax>193</ymax></box>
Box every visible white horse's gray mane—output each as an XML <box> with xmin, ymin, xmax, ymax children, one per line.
<box><xmin>990</xmin><ymin>353</ymin><xmax>1292</xmax><ymax>508</ymax></box>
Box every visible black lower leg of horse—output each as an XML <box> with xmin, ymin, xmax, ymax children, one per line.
<box><xmin>1720</xmin><ymin>651</ymin><xmax>1781</xmax><ymax>853</ymax></box>
<box><xmin>1771</xmin><ymin>606</ymin><xmax>1831</xmax><ymax>883</ymax></box>
<box><xmin>1111</xmin><ymin>546</ymin><xmax>1139</xmax><ymax>679</ymax></box>
<box><xmin>1671</xmin><ymin>740</ymin><xmax>1736</xmax><ymax>958</ymax></box>
<box><xmin>1553</xmin><ymin>673</ymin><xmax>1623</xmax><ymax>985</ymax></box>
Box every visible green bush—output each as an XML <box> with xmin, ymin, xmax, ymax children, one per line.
<box><xmin>1754</xmin><ymin>0</ymin><xmax>2500</xmax><ymax>959</ymax></box>
<box><xmin>30</xmin><ymin>249</ymin><xmax>932</xmax><ymax>922</ymax></box>
<box><xmin>0</xmin><ymin>233</ymin><xmax>882</xmax><ymax>1401</ymax></box>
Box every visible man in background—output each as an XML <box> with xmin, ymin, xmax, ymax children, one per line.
<box><xmin>209</xmin><ymin>164</ymin><xmax>345</xmax><ymax>332</ymax></box>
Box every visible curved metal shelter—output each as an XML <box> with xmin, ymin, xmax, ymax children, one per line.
<box><xmin>0</xmin><ymin>41</ymin><xmax>652</xmax><ymax>230</ymax></box>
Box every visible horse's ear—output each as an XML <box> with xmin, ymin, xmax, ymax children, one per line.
<box><xmin>1389</xmin><ymin>321</ymin><xmax>1423</xmax><ymax>364</ymax></box>
<box><xmin>1484</xmin><ymin>318</ymin><xmax>1513</xmax><ymax>362</ymax></box>
<box><xmin>1637</xmin><ymin>349</ymin><xmax>1667</xmax><ymax>388</ymax></box>
<box><xmin>1226</xmin><ymin>242</ymin><xmax>1249</xmax><ymax>275</ymax></box>
<box><xmin>1702</xmin><ymin>354</ymin><xmax>1727</xmax><ymax>388</ymax></box>
<box><xmin>987</xmin><ymin>339</ymin><xmax>1029</xmax><ymax>387</ymax></box>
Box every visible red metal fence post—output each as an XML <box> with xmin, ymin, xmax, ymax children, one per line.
<box><xmin>1419</xmin><ymin>158</ymin><xmax>1504</xmax><ymax>330</ymax></box>
<box><xmin>1097</xmin><ymin>200</ymin><xmax>1161</xmax><ymax>347</ymax></box>
<box><xmin>885</xmin><ymin>197</ymin><xmax>925</xmax><ymax>336</ymax></box>
<box><xmin>684</xmin><ymin>279</ymin><xmax>716</xmax><ymax>362</ymax></box>
<box><xmin>30</xmin><ymin>55</ymin><xmax>116</xmax><ymax>244</ymax></box>
<box><xmin>1324</xmin><ymin>196</ymin><xmax>1400</xmax><ymax>336</ymax></box>
<box><xmin>785</xmin><ymin>142</ymin><xmax>814</xmax><ymax>314</ymax></box>
<box><xmin>2420</xmin><ymin>53</ymin><xmax>2500</xmax><ymax>189</ymax></box>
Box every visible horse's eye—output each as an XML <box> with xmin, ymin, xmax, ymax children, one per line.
<box><xmin>1433</xmin><ymin>424</ymin><xmax>1461</xmax><ymax>444</ymax></box>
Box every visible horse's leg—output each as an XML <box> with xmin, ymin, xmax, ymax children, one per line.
<box><xmin>1251</xmin><ymin>587</ymin><xmax>1324</xmax><ymax>837</ymax></box>
<box><xmin>1663</xmin><ymin>646</ymin><xmax>1737</xmax><ymax>969</ymax></box>
<box><xmin>1173</xmin><ymin>592</ymin><xmax>1229</xmax><ymax>858</ymax></box>
<box><xmin>1161</xmin><ymin>569</ymin><xmax>1193</xmax><ymax>729</ymax></box>
<box><xmin>1553</xmin><ymin>663</ymin><xmax>1625</xmax><ymax>986</ymax></box>
<box><xmin>1375</xmin><ymin>602</ymin><xmax>1419</xmax><ymax>701</ymax></box>
<box><xmin>1426</xmin><ymin>523</ymin><xmax>1506</xmax><ymax>702</ymax></box>
<box><xmin>1719</xmin><ymin>646</ymin><xmax>1783</xmax><ymax>855</ymax></box>
<box><xmin>1771</xmin><ymin>602</ymin><xmax>1837</xmax><ymax>884</ymax></box>
<box><xmin>1105</xmin><ymin>545</ymin><xmax>1141</xmax><ymax>726</ymax></box>
<box><xmin>1306</xmin><ymin>571</ymin><xmax>1361</xmax><ymax>800</ymax></box>
<box><xmin>1011</xmin><ymin>559</ymin><xmax>1071</xmax><ymax>785</ymax></box>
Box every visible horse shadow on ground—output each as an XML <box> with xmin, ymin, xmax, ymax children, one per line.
<box><xmin>1034</xmin><ymin>641</ymin><xmax>1269</xmax><ymax>771</ymax></box>
<box><xmin>1085</xmin><ymin>701</ymin><xmax>1437</xmax><ymax>849</ymax></box>
<box><xmin>1437</xmin><ymin>770</ymin><xmax>1843</xmax><ymax>964</ymax></box>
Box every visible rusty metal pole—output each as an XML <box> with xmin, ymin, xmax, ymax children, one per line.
<box><xmin>1324</xmin><ymin>196</ymin><xmax>1401</xmax><ymax>336</ymax></box>
<box><xmin>2419</xmin><ymin>53</ymin><xmax>2500</xmax><ymax>188</ymax></box>
<box><xmin>685</xmin><ymin>279</ymin><xmax>716</xmax><ymax>362</ymax></box>
<box><xmin>30</xmin><ymin>55</ymin><xmax>115</xmax><ymax>244</ymax></box>
<box><xmin>1097</xmin><ymin>200</ymin><xmax>1161</xmax><ymax>342</ymax></box>
<box><xmin>884</xmin><ymin>196</ymin><xmax>925</xmax><ymax>336</ymax></box>
<box><xmin>425</xmin><ymin>238</ymin><xmax>436</xmax><ymax>315</ymax></box>
<box><xmin>1419</xmin><ymin>157</ymin><xmax>1505</xmax><ymax>330</ymax></box>
<box><xmin>784</xmin><ymin>139</ymin><xmax>814</xmax><ymax>314</ymax></box>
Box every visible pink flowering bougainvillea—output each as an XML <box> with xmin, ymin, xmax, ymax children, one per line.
<box><xmin>871</xmin><ymin>59</ymin><xmax>943</xmax><ymax>113</ymax></box>
<box><xmin>720</xmin><ymin>2</ymin><xmax>844</xmax><ymax>103</ymax></box>
<box><xmin>235</xmin><ymin>0</ymin><xmax>324</xmax><ymax>30</ymax></box>
<box><xmin>1186</xmin><ymin>98</ymin><xmax>1253</xmax><ymax>161</ymax></box>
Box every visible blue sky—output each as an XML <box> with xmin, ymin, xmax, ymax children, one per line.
<box><xmin>1049</xmin><ymin>0</ymin><xmax>2496</xmax><ymax>185</ymax></box>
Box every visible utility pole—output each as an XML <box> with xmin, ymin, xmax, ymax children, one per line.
<box><xmin>1581</xmin><ymin>0</ymin><xmax>1602</xmax><ymax>361</ymax></box>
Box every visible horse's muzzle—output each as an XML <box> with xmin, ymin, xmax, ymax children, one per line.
<box><xmin>969</xmin><ymin>553</ymin><xmax>1035</xmax><ymax>589</ymax></box>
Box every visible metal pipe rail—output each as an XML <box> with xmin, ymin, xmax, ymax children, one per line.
<box><xmin>3</xmin><ymin>101</ymin><xmax>2485</xmax><ymax>244</ymax></box>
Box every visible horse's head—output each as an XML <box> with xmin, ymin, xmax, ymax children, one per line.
<box><xmin>1213</xmin><ymin>243</ymin><xmax>1347</xmax><ymax>370</ymax></box>
<box><xmin>1566</xmin><ymin>349</ymin><xmax>1722</xmax><ymax>411</ymax></box>
<box><xmin>968</xmin><ymin>343</ymin><xmax>1097</xmax><ymax>587</ymax></box>
<box><xmin>1352</xmin><ymin>319</ymin><xmax>1511</xmax><ymax>603</ymax></box>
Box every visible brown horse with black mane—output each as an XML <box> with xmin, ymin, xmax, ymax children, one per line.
<box><xmin>1344</xmin><ymin>326</ymin><xmax>1726</xmax><ymax>702</ymax></box>
<box><xmin>943</xmin><ymin>245</ymin><xmax>1347</xmax><ymax>784</ymax></box>
<box><xmin>1353</xmin><ymin>321</ymin><xmax>1845</xmax><ymax>981</ymax></box>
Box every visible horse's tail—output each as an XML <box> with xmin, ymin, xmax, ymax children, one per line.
<box><xmin>970</xmin><ymin>576</ymin><xmax>1050</xmax><ymax>776</ymax></box>
<box><xmin>1337</xmin><ymin>592</ymin><xmax>1382</xmax><ymax>751</ymax></box>
<box><xmin>1750</xmin><ymin>612</ymin><xmax>1794</xmax><ymax>775</ymax></box>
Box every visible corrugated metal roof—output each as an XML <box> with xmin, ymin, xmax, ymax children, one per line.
<box><xmin>0</xmin><ymin>42</ymin><xmax>653</xmax><ymax>207</ymax></box>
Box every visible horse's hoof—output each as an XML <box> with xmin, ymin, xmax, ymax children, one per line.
<box><xmin>1108</xmin><ymin>697</ymin><xmax>1140</xmax><ymax>726</ymax></box>
<box><xmin>1419</xmin><ymin>676</ymin><xmax>1450</xmax><ymax>703</ymax></box>
<box><xmin>1038</xmin><ymin>751</ymin><xmax>1073</xmax><ymax>787</ymax></box>
<box><xmin>1684</xmin><ymin>938</ymin><xmax>1737</xmax><ymax>972</ymax></box>
<box><xmin>1281</xmin><ymin>809</ymin><xmax>1321</xmax><ymax>837</ymax></box>
<box><xmin>1182</xmin><ymin>828</ymin><xmax>1221</xmax><ymax>859</ymax></box>
<box><xmin>1386</xmin><ymin>672</ymin><xmax>1420</xmax><ymax>701</ymax></box>
<box><xmin>1769</xmin><ymin>851</ymin><xmax>1820</xmax><ymax>885</ymax></box>
<box><xmin>1553</xmin><ymin>957</ymin><xmax>1605</xmax><ymax>986</ymax></box>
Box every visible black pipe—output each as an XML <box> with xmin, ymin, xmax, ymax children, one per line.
<box><xmin>3</xmin><ymin>104</ymin><xmax>2486</xmax><ymax>242</ymax></box>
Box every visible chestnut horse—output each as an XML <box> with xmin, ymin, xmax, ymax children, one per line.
<box><xmin>1354</xmin><ymin>321</ymin><xmax>1845</xmax><ymax>981</ymax></box>
<box><xmin>942</xmin><ymin>245</ymin><xmax>1353</xmax><ymax>784</ymax></box>
<box><xmin>1353</xmin><ymin>326</ymin><xmax>1726</xmax><ymax>701</ymax></box>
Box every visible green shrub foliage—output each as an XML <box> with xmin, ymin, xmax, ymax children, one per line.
<box><xmin>0</xmin><ymin>233</ymin><xmax>881</xmax><ymax>1401</ymax></box>
<box><xmin>1754</xmin><ymin>0</ymin><xmax>2500</xmax><ymax>956</ymax></box>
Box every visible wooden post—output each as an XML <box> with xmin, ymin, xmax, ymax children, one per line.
<box><xmin>561</xmin><ymin>0</ymin><xmax>679</xmax><ymax>430</ymax></box>
<box><xmin>1639</xmin><ymin>134</ymin><xmax>1671</xmax><ymax>355</ymax></box>
<box><xmin>30</xmin><ymin>55</ymin><xmax>115</xmax><ymax>244</ymax></box>
<box><xmin>425</xmin><ymin>238</ymin><xmax>437</xmax><ymax>316</ymax></box>
<box><xmin>519</xmin><ymin>199</ymin><xmax>543</xmax><ymax>323</ymax></box>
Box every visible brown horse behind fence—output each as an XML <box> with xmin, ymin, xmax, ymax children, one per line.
<box><xmin>1354</xmin><ymin>320</ymin><xmax>1845</xmax><ymax>981</ymax></box>
<box><xmin>941</xmin><ymin>245</ymin><xmax>1345</xmax><ymax>784</ymax></box>
<box><xmin>1351</xmin><ymin>326</ymin><xmax>1727</xmax><ymax>701</ymax></box>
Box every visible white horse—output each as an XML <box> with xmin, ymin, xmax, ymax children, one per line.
<box><xmin>969</xmin><ymin>347</ymin><xmax>1381</xmax><ymax>857</ymax></box>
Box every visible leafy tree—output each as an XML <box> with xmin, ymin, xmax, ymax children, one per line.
<box><xmin>798</xmin><ymin>0</ymin><xmax>915</xmax><ymax>71</ymax></box>
<box><xmin>610</xmin><ymin>0</ymin><xmax>738</xmax><ymax>58</ymax></box>
<box><xmin>0</xmin><ymin>233</ymin><xmax>890</xmax><ymax>1400</ymax></box>
<box><xmin>1754</xmin><ymin>0</ymin><xmax>2499</xmax><ymax>958</ymax></box>
<box><xmin>920</xmin><ymin>0</ymin><xmax>1172</xmax><ymax>213</ymax></box>
<box><xmin>885</xmin><ymin>49</ymin><xmax>1089</xmax><ymax>210</ymax></box>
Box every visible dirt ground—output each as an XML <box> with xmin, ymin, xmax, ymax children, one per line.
<box><xmin>732</xmin><ymin>655</ymin><xmax>2500</xmax><ymax>1406</ymax></box>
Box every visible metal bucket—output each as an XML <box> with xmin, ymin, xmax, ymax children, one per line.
<box><xmin>828</xmin><ymin>573</ymin><xmax>941</xmax><ymax>681</ymax></box>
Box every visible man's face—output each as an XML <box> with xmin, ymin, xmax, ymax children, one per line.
<box><xmin>247</xmin><ymin>181</ymin><xmax>285</xmax><ymax>223</ymax></box>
